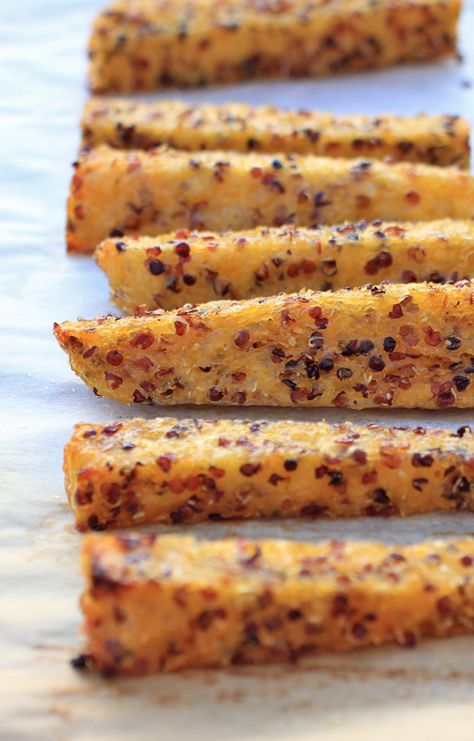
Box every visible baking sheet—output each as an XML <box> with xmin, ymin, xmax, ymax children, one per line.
<box><xmin>2</xmin><ymin>1</ymin><xmax>474</xmax><ymax>738</ymax></box>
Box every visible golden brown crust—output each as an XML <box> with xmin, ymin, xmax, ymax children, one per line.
<box><xmin>65</xmin><ymin>417</ymin><xmax>474</xmax><ymax>530</ymax></box>
<box><xmin>53</xmin><ymin>281</ymin><xmax>474</xmax><ymax>410</ymax></box>
<box><xmin>95</xmin><ymin>220</ymin><xmax>474</xmax><ymax>312</ymax></box>
<box><xmin>80</xmin><ymin>533</ymin><xmax>474</xmax><ymax>675</ymax></box>
<box><xmin>88</xmin><ymin>0</ymin><xmax>461</xmax><ymax>93</ymax></box>
<box><xmin>82</xmin><ymin>99</ymin><xmax>470</xmax><ymax>167</ymax></box>
<box><xmin>67</xmin><ymin>146</ymin><xmax>474</xmax><ymax>254</ymax></box>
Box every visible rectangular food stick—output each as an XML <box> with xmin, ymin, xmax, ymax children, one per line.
<box><xmin>53</xmin><ymin>281</ymin><xmax>474</xmax><ymax>409</ymax></box>
<box><xmin>82</xmin><ymin>99</ymin><xmax>470</xmax><ymax>167</ymax></box>
<box><xmin>79</xmin><ymin>533</ymin><xmax>474</xmax><ymax>675</ymax></box>
<box><xmin>67</xmin><ymin>146</ymin><xmax>474</xmax><ymax>254</ymax></box>
<box><xmin>65</xmin><ymin>417</ymin><xmax>474</xmax><ymax>531</ymax></box>
<box><xmin>95</xmin><ymin>220</ymin><xmax>474</xmax><ymax>312</ymax></box>
<box><xmin>88</xmin><ymin>0</ymin><xmax>461</xmax><ymax>93</ymax></box>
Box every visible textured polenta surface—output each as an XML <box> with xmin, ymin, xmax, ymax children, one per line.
<box><xmin>67</xmin><ymin>145</ymin><xmax>474</xmax><ymax>253</ymax></box>
<box><xmin>80</xmin><ymin>533</ymin><xmax>474</xmax><ymax>675</ymax></box>
<box><xmin>4</xmin><ymin>0</ymin><xmax>474</xmax><ymax>735</ymax></box>
<box><xmin>65</xmin><ymin>417</ymin><xmax>474</xmax><ymax>530</ymax></box>
<box><xmin>95</xmin><ymin>220</ymin><xmax>474</xmax><ymax>312</ymax></box>
<box><xmin>88</xmin><ymin>0</ymin><xmax>461</xmax><ymax>93</ymax></box>
<box><xmin>54</xmin><ymin>281</ymin><xmax>474</xmax><ymax>410</ymax></box>
<box><xmin>82</xmin><ymin>99</ymin><xmax>470</xmax><ymax>167</ymax></box>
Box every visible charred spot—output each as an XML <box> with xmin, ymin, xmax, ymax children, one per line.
<box><xmin>175</xmin><ymin>242</ymin><xmax>190</xmax><ymax>258</ymax></box>
<box><xmin>314</xmin><ymin>191</ymin><xmax>332</xmax><ymax>207</ymax></box>
<box><xmin>365</xmin><ymin>251</ymin><xmax>393</xmax><ymax>275</ymax></box>
<box><xmin>231</xmin><ymin>391</ymin><xmax>247</xmax><ymax>404</ymax></box>
<box><xmin>352</xmin><ymin>449</ymin><xmax>367</xmax><ymax>464</ymax></box>
<box><xmin>70</xmin><ymin>654</ymin><xmax>92</xmax><ymax>671</ymax></box>
<box><xmin>320</xmin><ymin>259</ymin><xmax>337</xmax><ymax>276</ymax></box>
<box><xmin>443</xmin><ymin>472</ymin><xmax>470</xmax><ymax>500</ymax></box>
<box><xmin>305</xmin><ymin>358</ymin><xmax>320</xmax><ymax>379</ymax></box>
<box><xmin>308</xmin><ymin>331</ymin><xmax>324</xmax><ymax>350</ymax></box>
<box><xmin>446</xmin><ymin>336</ymin><xmax>462</xmax><ymax>351</ymax></box>
<box><xmin>352</xmin><ymin>623</ymin><xmax>368</xmax><ymax>639</ymax></box>
<box><xmin>148</xmin><ymin>259</ymin><xmax>165</xmax><ymax>275</ymax></box>
<box><xmin>104</xmin><ymin>372</ymin><xmax>123</xmax><ymax>390</ymax></box>
<box><xmin>402</xmin><ymin>270</ymin><xmax>417</xmax><ymax>283</ymax></box>
<box><xmin>75</xmin><ymin>486</ymin><xmax>93</xmax><ymax>506</ymax></box>
<box><xmin>437</xmin><ymin>596</ymin><xmax>453</xmax><ymax>617</ymax></box>
<box><xmin>389</xmin><ymin>303</ymin><xmax>403</xmax><ymax>319</ymax></box>
<box><xmin>358</xmin><ymin>340</ymin><xmax>375</xmax><ymax>354</ymax></box>
<box><xmin>133</xmin><ymin>389</ymin><xmax>148</xmax><ymax>403</ymax></box>
<box><xmin>208</xmin><ymin>387</ymin><xmax>224</xmax><ymax>402</ymax></box>
<box><xmin>102</xmin><ymin>422</ymin><xmax>122</xmax><ymax>436</ymax></box>
<box><xmin>82</xmin><ymin>346</ymin><xmax>97</xmax><ymax>359</ymax></box>
<box><xmin>341</xmin><ymin>340</ymin><xmax>358</xmax><ymax>357</ymax></box>
<box><xmin>372</xmin><ymin>488</ymin><xmax>389</xmax><ymax>504</ymax></box>
<box><xmin>240</xmin><ymin>463</ymin><xmax>261</xmax><ymax>477</ymax></box>
<box><xmin>454</xmin><ymin>375</ymin><xmax>470</xmax><ymax>391</ymax></box>
<box><xmin>240</xmin><ymin>546</ymin><xmax>262</xmax><ymax>569</ymax></box>
<box><xmin>365</xmin><ymin>488</ymin><xmax>399</xmax><ymax>516</ymax></box>
<box><xmin>269</xmin><ymin>473</ymin><xmax>283</xmax><ymax>485</ymax></box>
<box><xmin>412</xmin><ymin>478</ymin><xmax>429</xmax><ymax>492</ymax></box>
<box><xmin>319</xmin><ymin>356</ymin><xmax>334</xmax><ymax>371</ymax></box>
<box><xmin>368</xmin><ymin>355</ymin><xmax>385</xmax><ymax>372</ymax></box>
<box><xmin>288</xmin><ymin>609</ymin><xmax>302</xmax><ymax>621</ymax></box>
<box><xmin>91</xmin><ymin>562</ymin><xmax>117</xmax><ymax>590</ymax></box>
<box><xmin>300</xmin><ymin>503</ymin><xmax>327</xmax><ymax>519</ymax></box>
<box><xmin>271</xmin><ymin>347</ymin><xmax>286</xmax><ymax>363</ymax></box>
<box><xmin>170</xmin><ymin>505</ymin><xmax>193</xmax><ymax>524</ymax></box>
<box><xmin>435</xmin><ymin>383</ymin><xmax>455</xmax><ymax>408</ymax></box>
<box><xmin>454</xmin><ymin>425</ymin><xmax>472</xmax><ymax>438</ymax></box>
<box><xmin>337</xmin><ymin>367</ymin><xmax>353</xmax><ymax>380</ymax></box>
<box><xmin>165</xmin><ymin>275</ymin><xmax>180</xmax><ymax>293</ymax></box>
<box><xmin>234</xmin><ymin>329</ymin><xmax>250</xmax><ymax>348</ymax></box>
<box><xmin>196</xmin><ymin>608</ymin><xmax>227</xmax><ymax>630</ymax></box>
<box><xmin>400</xmin><ymin>632</ymin><xmax>417</xmax><ymax>648</ymax></box>
<box><xmin>244</xmin><ymin>622</ymin><xmax>260</xmax><ymax>646</ymax></box>
<box><xmin>303</xmin><ymin>128</ymin><xmax>320</xmax><ymax>143</ymax></box>
<box><xmin>328</xmin><ymin>471</ymin><xmax>344</xmax><ymax>486</ymax></box>
<box><xmin>405</xmin><ymin>191</ymin><xmax>421</xmax><ymax>206</ymax></box>
<box><xmin>105</xmin><ymin>350</ymin><xmax>123</xmax><ymax>367</ymax></box>
<box><xmin>412</xmin><ymin>453</ymin><xmax>434</xmax><ymax>467</ymax></box>
<box><xmin>332</xmin><ymin>594</ymin><xmax>350</xmax><ymax>617</ymax></box>
<box><xmin>130</xmin><ymin>331</ymin><xmax>154</xmax><ymax>349</ymax></box>
<box><xmin>157</xmin><ymin>455</ymin><xmax>173</xmax><ymax>473</ymax></box>
<box><xmin>383</xmin><ymin>336</ymin><xmax>396</xmax><ymax>352</ymax></box>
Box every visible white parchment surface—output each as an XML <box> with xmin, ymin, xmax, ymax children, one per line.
<box><xmin>1</xmin><ymin>1</ymin><xmax>474</xmax><ymax>738</ymax></box>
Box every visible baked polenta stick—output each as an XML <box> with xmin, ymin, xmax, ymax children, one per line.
<box><xmin>95</xmin><ymin>220</ymin><xmax>474</xmax><ymax>313</ymax></box>
<box><xmin>80</xmin><ymin>533</ymin><xmax>474</xmax><ymax>675</ymax></box>
<box><xmin>65</xmin><ymin>417</ymin><xmax>474</xmax><ymax>531</ymax></box>
<box><xmin>66</xmin><ymin>146</ymin><xmax>474</xmax><ymax>254</ymax></box>
<box><xmin>53</xmin><ymin>281</ymin><xmax>474</xmax><ymax>410</ymax></box>
<box><xmin>82</xmin><ymin>99</ymin><xmax>470</xmax><ymax>168</ymax></box>
<box><xmin>88</xmin><ymin>0</ymin><xmax>461</xmax><ymax>94</ymax></box>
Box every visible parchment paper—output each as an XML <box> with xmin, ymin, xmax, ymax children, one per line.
<box><xmin>1</xmin><ymin>1</ymin><xmax>474</xmax><ymax>738</ymax></box>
